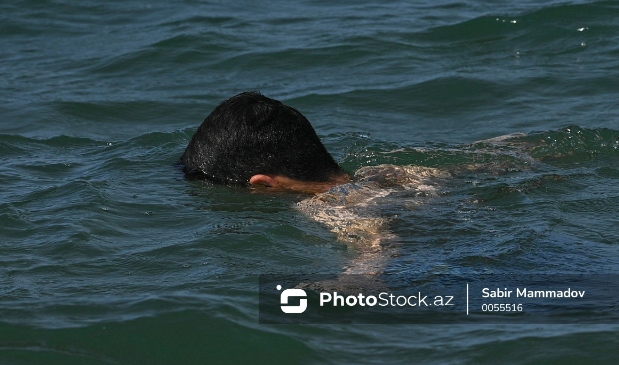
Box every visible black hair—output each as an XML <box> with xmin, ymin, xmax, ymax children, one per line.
<box><xmin>180</xmin><ymin>92</ymin><xmax>348</xmax><ymax>185</ymax></box>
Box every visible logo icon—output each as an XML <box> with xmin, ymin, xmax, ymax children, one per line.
<box><xmin>277</xmin><ymin>285</ymin><xmax>307</xmax><ymax>314</ymax></box>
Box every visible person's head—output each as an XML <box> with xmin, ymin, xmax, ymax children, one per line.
<box><xmin>181</xmin><ymin>92</ymin><xmax>350</xmax><ymax>193</ymax></box>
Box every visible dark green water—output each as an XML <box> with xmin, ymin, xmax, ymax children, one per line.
<box><xmin>2</xmin><ymin>0</ymin><xmax>619</xmax><ymax>364</ymax></box>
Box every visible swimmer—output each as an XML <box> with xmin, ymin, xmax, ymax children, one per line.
<box><xmin>181</xmin><ymin>92</ymin><xmax>412</xmax><ymax>276</ymax></box>
<box><xmin>181</xmin><ymin>92</ymin><xmax>531</xmax><ymax>276</ymax></box>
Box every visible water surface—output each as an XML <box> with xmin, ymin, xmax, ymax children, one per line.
<box><xmin>1</xmin><ymin>0</ymin><xmax>619</xmax><ymax>364</ymax></box>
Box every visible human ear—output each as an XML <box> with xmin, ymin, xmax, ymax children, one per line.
<box><xmin>249</xmin><ymin>174</ymin><xmax>278</xmax><ymax>187</ymax></box>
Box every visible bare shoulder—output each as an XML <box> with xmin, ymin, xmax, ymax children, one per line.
<box><xmin>296</xmin><ymin>164</ymin><xmax>449</xmax><ymax>245</ymax></box>
<box><xmin>355</xmin><ymin>164</ymin><xmax>450</xmax><ymax>190</ymax></box>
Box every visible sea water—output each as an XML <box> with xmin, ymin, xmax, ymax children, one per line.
<box><xmin>1</xmin><ymin>0</ymin><xmax>619</xmax><ymax>364</ymax></box>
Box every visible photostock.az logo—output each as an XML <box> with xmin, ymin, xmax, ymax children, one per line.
<box><xmin>277</xmin><ymin>285</ymin><xmax>307</xmax><ymax>314</ymax></box>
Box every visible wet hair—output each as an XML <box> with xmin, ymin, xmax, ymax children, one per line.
<box><xmin>180</xmin><ymin>92</ymin><xmax>348</xmax><ymax>185</ymax></box>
